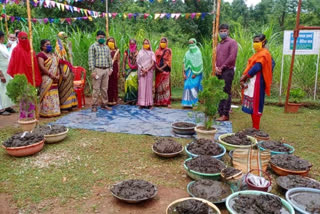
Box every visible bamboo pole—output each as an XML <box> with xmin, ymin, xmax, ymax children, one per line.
<box><xmin>106</xmin><ymin>0</ymin><xmax>109</xmax><ymax>37</ymax></box>
<box><xmin>4</xmin><ymin>4</ymin><xmax>9</xmax><ymax>37</ymax></box>
<box><xmin>211</xmin><ymin>0</ymin><xmax>221</xmax><ymax>76</ymax></box>
<box><xmin>26</xmin><ymin>0</ymin><xmax>38</xmax><ymax>119</ymax></box>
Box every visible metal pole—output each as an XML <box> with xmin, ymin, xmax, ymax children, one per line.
<box><xmin>314</xmin><ymin>52</ymin><xmax>320</xmax><ymax>100</ymax></box>
<box><xmin>212</xmin><ymin>0</ymin><xmax>220</xmax><ymax>76</ymax></box>
<box><xmin>284</xmin><ymin>0</ymin><xmax>302</xmax><ymax>113</ymax></box>
<box><xmin>279</xmin><ymin>53</ymin><xmax>285</xmax><ymax>101</ymax></box>
<box><xmin>106</xmin><ymin>0</ymin><xmax>109</xmax><ymax>37</ymax></box>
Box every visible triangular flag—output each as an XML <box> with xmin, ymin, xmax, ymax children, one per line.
<box><xmin>128</xmin><ymin>13</ymin><xmax>133</xmax><ymax>19</ymax></box>
<box><xmin>148</xmin><ymin>15</ymin><xmax>153</xmax><ymax>20</ymax></box>
<box><xmin>60</xmin><ymin>18</ymin><xmax>65</xmax><ymax>24</ymax></box>
<box><xmin>144</xmin><ymin>13</ymin><xmax>149</xmax><ymax>19</ymax></box>
<box><xmin>51</xmin><ymin>1</ymin><xmax>55</xmax><ymax>7</ymax></box>
<box><xmin>72</xmin><ymin>18</ymin><xmax>77</xmax><ymax>21</ymax></box>
<box><xmin>84</xmin><ymin>9</ymin><xmax>88</xmax><ymax>16</ymax></box>
<box><xmin>123</xmin><ymin>13</ymin><xmax>127</xmax><ymax>19</ymax></box>
<box><xmin>88</xmin><ymin>16</ymin><xmax>93</xmax><ymax>21</ymax></box>
<box><xmin>191</xmin><ymin>13</ymin><xmax>196</xmax><ymax>19</ymax></box>
<box><xmin>112</xmin><ymin>13</ymin><xmax>117</xmax><ymax>18</ymax></box>
<box><xmin>181</xmin><ymin>13</ymin><xmax>185</xmax><ymax>18</ymax></box>
<box><xmin>160</xmin><ymin>13</ymin><xmax>166</xmax><ymax>19</ymax></box>
<box><xmin>56</xmin><ymin>3</ymin><xmax>60</xmax><ymax>10</ymax></box>
<box><xmin>154</xmin><ymin>13</ymin><xmax>160</xmax><ymax>20</ymax></box>
<box><xmin>65</xmin><ymin>5</ymin><xmax>69</xmax><ymax>10</ymax></box>
<box><xmin>43</xmin><ymin>18</ymin><xmax>48</xmax><ymax>24</ymax></box>
<box><xmin>185</xmin><ymin>13</ymin><xmax>190</xmax><ymax>19</ymax></box>
<box><xmin>196</xmin><ymin>13</ymin><xmax>201</xmax><ymax>19</ymax></box>
<box><xmin>66</xmin><ymin>18</ymin><xmax>71</xmax><ymax>24</ymax></box>
<box><xmin>61</xmin><ymin>4</ymin><xmax>65</xmax><ymax>11</ymax></box>
<box><xmin>175</xmin><ymin>13</ymin><xmax>181</xmax><ymax>19</ymax></box>
<box><xmin>37</xmin><ymin>19</ymin><xmax>43</xmax><ymax>24</ymax></box>
<box><xmin>166</xmin><ymin>13</ymin><xmax>170</xmax><ymax>19</ymax></box>
<box><xmin>70</xmin><ymin>6</ymin><xmax>74</xmax><ymax>13</ymax></box>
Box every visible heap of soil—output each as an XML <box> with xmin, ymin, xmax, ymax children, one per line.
<box><xmin>153</xmin><ymin>138</ymin><xmax>182</xmax><ymax>153</ymax></box>
<box><xmin>3</xmin><ymin>132</ymin><xmax>44</xmax><ymax>147</ymax></box>
<box><xmin>221</xmin><ymin>167</ymin><xmax>242</xmax><ymax>178</ymax></box>
<box><xmin>222</xmin><ymin>132</ymin><xmax>252</xmax><ymax>145</ymax></box>
<box><xmin>289</xmin><ymin>191</ymin><xmax>320</xmax><ymax>213</ymax></box>
<box><xmin>271</xmin><ymin>154</ymin><xmax>312</xmax><ymax>171</ymax></box>
<box><xmin>276</xmin><ymin>175</ymin><xmax>320</xmax><ymax>190</ymax></box>
<box><xmin>34</xmin><ymin>125</ymin><xmax>67</xmax><ymax>135</ymax></box>
<box><xmin>189</xmin><ymin>180</ymin><xmax>232</xmax><ymax>202</ymax></box>
<box><xmin>173</xmin><ymin>122</ymin><xmax>196</xmax><ymax>128</ymax></box>
<box><xmin>186</xmin><ymin>155</ymin><xmax>226</xmax><ymax>174</ymax></box>
<box><xmin>232</xmin><ymin>194</ymin><xmax>285</xmax><ymax>214</ymax></box>
<box><xmin>111</xmin><ymin>179</ymin><xmax>156</xmax><ymax>200</ymax></box>
<box><xmin>168</xmin><ymin>199</ymin><xmax>216</xmax><ymax>214</ymax></box>
<box><xmin>260</xmin><ymin>140</ymin><xmax>291</xmax><ymax>152</ymax></box>
<box><xmin>238</xmin><ymin>128</ymin><xmax>269</xmax><ymax>138</ymax></box>
<box><xmin>187</xmin><ymin>139</ymin><xmax>223</xmax><ymax>156</ymax></box>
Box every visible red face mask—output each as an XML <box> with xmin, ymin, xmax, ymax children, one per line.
<box><xmin>18</xmin><ymin>32</ymin><xmax>31</xmax><ymax>51</ymax></box>
<box><xmin>129</xmin><ymin>44</ymin><xmax>136</xmax><ymax>52</ymax></box>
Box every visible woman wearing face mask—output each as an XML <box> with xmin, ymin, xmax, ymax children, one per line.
<box><xmin>106</xmin><ymin>37</ymin><xmax>120</xmax><ymax>106</ymax></box>
<box><xmin>122</xmin><ymin>39</ymin><xmax>139</xmax><ymax>104</ymax></box>
<box><xmin>0</xmin><ymin>31</ymin><xmax>15</xmax><ymax>116</ymax></box>
<box><xmin>181</xmin><ymin>38</ymin><xmax>203</xmax><ymax>108</ymax></box>
<box><xmin>137</xmin><ymin>39</ymin><xmax>155</xmax><ymax>109</ymax></box>
<box><xmin>154</xmin><ymin>37</ymin><xmax>172</xmax><ymax>108</ymax></box>
<box><xmin>55</xmin><ymin>32</ymin><xmax>77</xmax><ymax>111</ymax></box>
<box><xmin>37</xmin><ymin>39</ymin><xmax>62</xmax><ymax>117</ymax></box>
<box><xmin>240</xmin><ymin>34</ymin><xmax>275</xmax><ymax>130</ymax></box>
<box><xmin>8</xmin><ymin>32</ymin><xmax>42</xmax><ymax>87</ymax></box>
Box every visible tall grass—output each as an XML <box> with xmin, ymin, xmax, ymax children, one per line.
<box><xmin>5</xmin><ymin>23</ymin><xmax>319</xmax><ymax>100</ymax></box>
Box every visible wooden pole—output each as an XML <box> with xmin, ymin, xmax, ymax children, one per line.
<box><xmin>3</xmin><ymin>4</ymin><xmax>9</xmax><ymax>37</ymax></box>
<box><xmin>26</xmin><ymin>0</ymin><xmax>38</xmax><ymax>119</ymax></box>
<box><xmin>106</xmin><ymin>0</ymin><xmax>109</xmax><ymax>37</ymax></box>
<box><xmin>212</xmin><ymin>0</ymin><xmax>220</xmax><ymax>76</ymax></box>
<box><xmin>284</xmin><ymin>0</ymin><xmax>302</xmax><ymax>113</ymax></box>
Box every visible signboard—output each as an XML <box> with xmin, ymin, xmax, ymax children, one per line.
<box><xmin>283</xmin><ymin>30</ymin><xmax>320</xmax><ymax>55</ymax></box>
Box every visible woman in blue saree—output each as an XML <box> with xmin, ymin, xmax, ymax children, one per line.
<box><xmin>181</xmin><ymin>38</ymin><xmax>203</xmax><ymax>107</ymax></box>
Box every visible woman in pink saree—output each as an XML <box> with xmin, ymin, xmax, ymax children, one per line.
<box><xmin>137</xmin><ymin>39</ymin><xmax>155</xmax><ymax>109</ymax></box>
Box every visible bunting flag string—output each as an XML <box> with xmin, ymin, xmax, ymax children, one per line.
<box><xmin>0</xmin><ymin>11</ymin><xmax>212</xmax><ymax>25</ymax></box>
<box><xmin>0</xmin><ymin>0</ymin><xmax>198</xmax><ymax>5</ymax></box>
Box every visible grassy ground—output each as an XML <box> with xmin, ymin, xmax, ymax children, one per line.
<box><xmin>0</xmin><ymin>104</ymin><xmax>320</xmax><ymax>213</ymax></box>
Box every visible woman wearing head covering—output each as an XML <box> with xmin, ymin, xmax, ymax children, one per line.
<box><xmin>240</xmin><ymin>34</ymin><xmax>275</xmax><ymax>130</ymax></box>
<box><xmin>0</xmin><ymin>31</ymin><xmax>15</xmax><ymax>116</ymax></box>
<box><xmin>55</xmin><ymin>32</ymin><xmax>77</xmax><ymax>111</ymax></box>
<box><xmin>154</xmin><ymin>37</ymin><xmax>172</xmax><ymax>107</ymax></box>
<box><xmin>7</xmin><ymin>31</ymin><xmax>42</xmax><ymax>87</ymax></box>
<box><xmin>37</xmin><ymin>39</ymin><xmax>61</xmax><ymax>117</ymax></box>
<box><xmin>107</xmin><ymin>37</ymin><xmax>120</xmax><ymax>106</ymax></box>
<box><xmin>136</xmin><ymin>39</ymin><xmax>156</xmax><ymax>109</ymax></box>
<box><xmin>122</xmin><ymin>39</ymin><xmax>139</xmax><ymax>104</ymax></box>
<box><xmin>181</xmin><ymin>38</ymin><xmax>203</xmax><ymax>107</ymax></box>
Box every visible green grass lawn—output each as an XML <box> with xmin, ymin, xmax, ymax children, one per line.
<box><xmin>0</xmin><ymin>104</ymin><xmax>320</xmax><ymax>213</ymax></box>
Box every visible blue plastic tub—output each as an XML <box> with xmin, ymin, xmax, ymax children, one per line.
<box><xmin>286</xmin><ymin>187</ymin><xmax>320</xmax><ymax>214</ymax></box>
<box><xmin>257</xmin><ymin>141</ymin><xmax>295</xmax><ymax>155</ymax></box>
<box><xmin>185</xmin><ymin>142</ymin><xmax>226</xmax><ymax>160</ymax></box>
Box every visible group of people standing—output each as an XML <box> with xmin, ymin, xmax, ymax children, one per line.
<box><xmin>0</xmin><ymin>24</ymin><xmax>274</xmax><ymax>130</ymax></box>
<box><xmin>0</xmin><ymin>30</ymin><xmax>78</xmax><ymax>117</ymax></box>
<box><xmin>89</xmin><ymin>31</ymin><xmax>175</xmax><ymax>112</ymax></box>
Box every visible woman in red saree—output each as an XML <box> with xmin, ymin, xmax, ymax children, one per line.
<box><xmin>107</xmin><ymin>37</ymin><xmax>120</xmax><ymax>106</ymax></box>
<box><xmin>7</xmin><ymin>32</ymin><xmax>42</xmax><ymax>87</ymax></box>
<box><xmin>240</xmin><ymin>34</ymin><xmax>275</xmax><ymax>130</ymax></box>
<box><xmin>154</xmin><ymin>37</ymin><xmax>172</xmax><ymax>107</ymax></box>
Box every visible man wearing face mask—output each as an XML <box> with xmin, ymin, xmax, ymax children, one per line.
<box><xmin>88</xmin><ymin>30</ymin><xmax>113</xmax><ymax>112</ymax></box>
<box><xmin>215</xmin><ymin>24</ymin><xmax>238</xmax><ymax>121</ymax></box>
<box><xmin>7</xmin><ymin>34</ymin><xmax>17</xmax><ymax>57</ymax></box>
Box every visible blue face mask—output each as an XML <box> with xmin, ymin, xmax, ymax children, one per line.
<box><xmin>219</xmin><ymin>32</ymin><xmax>228</xmax><ymax>40</ymax></box>
<box><xmin>46</xmin><ymin>45</ymin><xmax>52</xmax><ymax>53</ymax></box>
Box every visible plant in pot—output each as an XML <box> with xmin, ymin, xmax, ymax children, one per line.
<box><xmin>287</xmin><ymin>88</ymin><xmax>306</xmax><ymax>113</ymax></box>
<box><xmin>6</xmin><ymin>74</ymin><xmax>38</xmax><ymax>131</ymax></box>
<box><xmin>194</xmin><ymin>76</ymin><xmax>227</xmax><ymax>140</ymax></box>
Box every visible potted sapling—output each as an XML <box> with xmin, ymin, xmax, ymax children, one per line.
<box><xmin>6</xmin><ymin>74</ymin><xmax>38</xmax><ymax>131</ymax></box>
<box><xmin>287</xmin><ymin>88</ymin><xmax>306</xmax><ymax>113</ymax></box>
<box><xmin>194</xmin><ymin>76</ymin><xmax>227</xmax><ymax>140</ymax></box>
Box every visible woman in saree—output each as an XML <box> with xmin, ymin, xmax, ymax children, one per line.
<box><xmin>55</xmin><ymin>32</ymin><xmax>77</xmax><ymax>111</ymax></box>
<box><xmin>37</xmin><ymin>39</ymin><xmax>61</xmax><ymax>117</ymax></box>
<box><xmin>240</xmin><ymin>34</ymin><xmax>275</xmax><ymax>130</ymax></box>
<box><xmin>181</xmin><ymin>38</ymin><xmax>203</xmax><ymax>108</ymax></box>
<box><xmin>122</xmin><ymin>39</ymin><xmax>139</xmax><ymax>104</ymax></box>
<box><xmin>154</xmin><ymin>37</ymin><xmax>172</xmax><ymax>107</ymax></box>
<box><xmin>107</xmin><ymin>37</ymin><xmax>120</xmax><ymax>106</ymax></box>
<box><xmin>0</xmin><ymin>31</ymin><xmax>15</xmax><ymax>116</ymax></box>
<box><xmin>137</xmin><ymin>39</ymin><xmax>155</xmax><ymax>109</ymax></box>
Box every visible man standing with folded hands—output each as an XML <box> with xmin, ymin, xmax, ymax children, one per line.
<box><xmin>88</xmin><ymin>30</ymin><xmax>113</xmax><ymax>112</ymax></box>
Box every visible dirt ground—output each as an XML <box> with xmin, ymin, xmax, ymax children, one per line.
<box><xmin>0</xmin><ymin>187</ymin><xmax>229</xmax><ymax>214</ymax></box>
